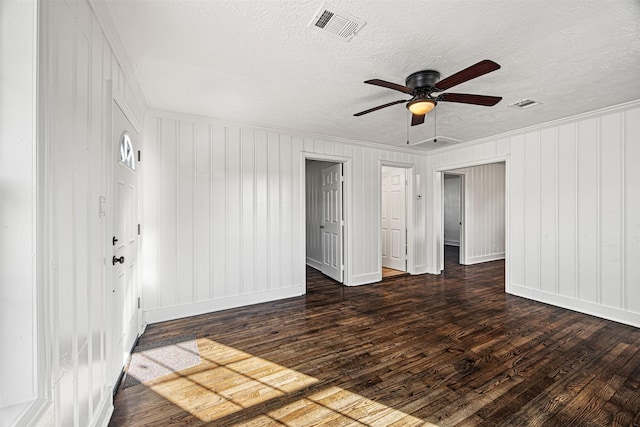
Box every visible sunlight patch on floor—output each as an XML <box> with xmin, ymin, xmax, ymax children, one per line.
<box><xmin>140</xmin><ymin>338</ymin><xmax>438</xmax><ymax>426</ymax></box>
<box><xmin>245</xmin><ymin>385</ymin><xmax>436</xmax><ymax>426</ymax></box>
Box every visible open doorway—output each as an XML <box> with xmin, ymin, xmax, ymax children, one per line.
<box><xmin>305</xmin><ymin>159</ymin><xmax>345</xmax><ymax>284</ymax></box>
<box><xmin>380</xmin><ymin>162</ymin><xmax>415</xmax><ymax>279</ymax></box>
<box><xmin>443</xmin><ymin>173</ymin><xmax>464</xmax><ymax>266</ymax></box>
<box><xmin>381</xmin><ymin>166</ymin><xmax>407</xmax><ymax>278</ymax></box>
<box><xmin>438</xmin><ymin>162</ymin><xmax>506</xmax><ymax>273</ymax></box>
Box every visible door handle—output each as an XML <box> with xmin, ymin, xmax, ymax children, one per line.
<box><xmin>320</xmin><ymin>225</ymin><xmax>324</xmax><ymax>229</ymax></box>
<box><xmin>112</xmin><ymin>256</ymin><xmax>125</xmax><ymax>265</ymax></box>
<box><xmin>112</xmin><ymin>236</ymin><xmax>119</xmax><ymax>246</ymax></box>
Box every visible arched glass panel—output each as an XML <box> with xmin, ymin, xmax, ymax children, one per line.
<box><xmin>119</xmin><ymin>132</ymin><xmax>135</xmax><ymax>170</ymax></box>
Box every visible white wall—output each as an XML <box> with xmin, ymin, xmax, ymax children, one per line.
<box><xmin>32</xmin><ymin>0</ymin><xmax>147</xmax><ymax>426</ymax></box>
<box><xmin>443</xmin><ymin>175</ymin><xmax>461</xmax><ymax>246</ymax></box>
<box><xmin>0</xmin><ymin>0</ymin><xmax>37</xmax><ymax>420</ymax></box>
<box><xmin>141</xmin><ymin>111</ymin><xmax>427</xmax><ymax>323</ymax></box>
<box><xmin>305</xmin><ymin>160</ymin><xmax>335</xmax><ymax>271</ymax></box>
<box><xmin>447</xmin><ymin>163</ymin><xmax>505</xmax><ymax>264</ymax></box>
<box><xmin>427</xmin><ymin>102</ymin><xmax>640</xmax><ymax>327</ymax></box>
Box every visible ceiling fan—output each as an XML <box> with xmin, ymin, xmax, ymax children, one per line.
<box><xmin>354</xmin><ymin>59</ymin><xmax>502</xmax><ymax>126</ymax></box>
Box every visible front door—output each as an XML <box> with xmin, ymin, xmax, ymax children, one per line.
<box><xmin>110</xmin><ymin>101</ymin><xmax>139</xmax><ymax>387</ymax></box>
<box><xmin>381</xmin><ymin>166</ymin><xmax>406</xmax><ymax>271</ymax></box>
<box><xmin>320</xmin><ymin>163</ymin><xmax>343</xmax><ymax>282</ymax></box>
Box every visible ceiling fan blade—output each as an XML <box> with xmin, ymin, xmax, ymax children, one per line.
<box><xmin>434</xmin><ymin>60</ymin><xmax>501</xmax><ymax>91</ymax></box>
<box><xmin>411</xmin><ymin>114</ymin><xmax>425</xmax><ymax>126</ymax></box>
<box><xmin>439</xmin><ymin>93</ymin><xmax>502</xmax><ymax>106</ymax></box>
<box><xmin>354</xmin><ymin>99</ymin><xmax>407</xmax><ymax>116</ymax></box>
<box><xmin>365</xmin><ymin>79</ymin><xmax>414</xmax><ymax>94</ymax></box>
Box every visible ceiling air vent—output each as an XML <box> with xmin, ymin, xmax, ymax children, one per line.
<box><xmin>308</xmin><ymin>4</ymin><xmax>366</xmax><ymax>42</ymax></box>
<box><xmin>509</xmin><ymin>99</ymin><xmax>542</xmax><ymax>109</ymax></box>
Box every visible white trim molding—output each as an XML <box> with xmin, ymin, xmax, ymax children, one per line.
<box><xmin>429</xmin><ymin>99</ymin><xmax>640</xmax><ymax>156</ymax></box>
<box><xmin>301</xmin><ymin>152</ymin><xmax>353</xmax><ymax>286</ymax></box>
<box><xmin>144</xmin><ymin>286</ymin><xmax>305</xmax><ymax>325</ymax></box>
<box><xmin>510</xmin><ymin>284</ymin><xmax>640</xmax><ymax>328</ymax></box>
<box><xmin>379</xmin><ymin>160</ymin><xmax>416</xmax><ymax>276</ymax></box>
<box><xmin>88</xmin><ymin>0</ymin><xmax>148</xmax><ymax>109</ymax></box>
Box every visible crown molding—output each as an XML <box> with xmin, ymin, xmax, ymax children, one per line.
<box><xmin>429</xmin><ymin>99</ymin><xmax>640</xmax><ymax>155</ymax></box>
<box><xmin>88</xmin><ymin>0</ymin><xmax>148</xmax><ymax>110</ymax></box>
<box><xmin>144</xmin><ymin>98</ymin><xmax>640</xmax><ymax>159</ymax></box>
<box><xmin>146</xmin><ymin>108</ymin><xmax>430</xmax><ymax>157</ymax></box>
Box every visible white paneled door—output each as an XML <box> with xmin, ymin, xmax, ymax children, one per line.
<box><xmin>381</xmin><ymin>167</ymin><xmax>406</xmax><ymax>271</ymax></box>
<box><xmin>110</xmin><ymin>101</ymin><xmax>140</xmax><ymax>387</ymax></box>
<box><xmin>321</xmin><ymin>164</ymin><xmax>343</xmax><ymax>282</ymax></box>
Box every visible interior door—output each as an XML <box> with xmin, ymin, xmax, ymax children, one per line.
<box><xmin>110</xmin><ymin>101</ymin><xmax>139</xmax><ymax>387</ymax></box>
<box><xmin>320</xmin><ymin>163</ymin><xmax>343</xmax><ymax>282</ymax></box>
<box><xmin>443</xmin><ymin>174</ymin><xmax>461</xmax><ymax>246</ymax></box>
<box><xmin>381</xmin><ymin>167</ymin><xmax>406</xmax><ymax>271</ymax></box>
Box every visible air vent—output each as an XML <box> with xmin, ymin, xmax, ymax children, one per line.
<box><xmin>409</xmin><ymin>136</ymin><xmax>462</xmax><ymax>151</ymax></box>
<box><xmin>308</xmin><ymin>4</ymin><xmax>366</xmax><ymax>42</ymax></box>
<box><xmin>510</xmin><ymin>99</ymin><xmax>542</xmax><ymax>109</ymax></box>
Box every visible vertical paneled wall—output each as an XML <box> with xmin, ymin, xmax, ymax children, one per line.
<box><xmin>142</xmin><ymin>118</ymin><xmax>305</xmax><ymax>322</ymax></box>
<box><xmin>142</xmin><ymin>112</ymin><xmax>427</xmax><ymax>323</ymax></box>
<box><xmin>427</xmin><ymin>103</ymin><xmax>640</xmax><ymax>327</ymax></box>
<box><xmin>38</xmin><ymin>1</ymin><xmax>147</xmax><ymax>426</ymax></box>
<box><xmin>0</xmin><ymin>0</ymin><xmax>37</xmax><ymax>416</ymax></box>
<box><xmin>448</xmin><ymin>163</ymin><xmax>506</xmax><ymax>264</ymax></box>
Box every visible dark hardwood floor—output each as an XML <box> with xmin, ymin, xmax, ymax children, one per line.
<box><xmin>110</xmin><ymin>249</ymin><xmax>640</xmax><ymax>426</ymax></box>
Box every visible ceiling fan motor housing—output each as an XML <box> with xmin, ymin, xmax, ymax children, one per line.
<box><xmin>405</xmin><ymin>70</ymin><xmax>441</xmax><ymax>91</ymax></box>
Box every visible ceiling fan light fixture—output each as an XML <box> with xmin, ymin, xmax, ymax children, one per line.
<box><xmin>407</xmin><ymin>99</ymin><xmax>436</xmax><ymax>115</ymax></box>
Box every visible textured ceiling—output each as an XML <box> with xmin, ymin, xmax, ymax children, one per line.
<box><xmin>106</xmin><ymin>0</ymin><xmax>640</xmax><ymax>149</ymax></box>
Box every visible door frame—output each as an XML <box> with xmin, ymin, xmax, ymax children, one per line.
<box><xmin>301</xmin><ymin>152</ymin><xmax>351</xmax><ymax>286</ymax></box>
<box><xmin>433</xmin><ymin>157</ymin><xmax>510</xmax><ymax>286</ymax></box>
<box><xmin>379</xmin><ymin>161</ymin><xmax>415</xmax><ymax>275</ymax></box>
<box><xmin>442</xmin><ymin>172</ymin><xmax>465</xmax><ymax>266</ymax></box>
<box><xmin>106</xmin><ymin>83</ymin><xmax>144</xmax><ymax>391</ymax></box>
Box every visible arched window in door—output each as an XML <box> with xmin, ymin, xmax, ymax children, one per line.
<box><xmin>119</xmin><ymin>131</ymin><xmax>136</xmax><ymax>170</ymax></box>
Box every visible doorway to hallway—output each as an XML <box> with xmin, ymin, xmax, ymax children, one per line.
<box><xmin>304</xmin><ymin>158</ymin><xmax>346</xmax><ymax>285</ymax></box>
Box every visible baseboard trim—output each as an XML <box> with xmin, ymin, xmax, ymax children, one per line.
<box><xmin>91</xmin><ymin>390</ymin><xmax>113</xmax><ymax>427</ymax></box>
<box><xmin>426</xmin><ymin>265</ymin><xmax>439</xmax><ymax>275</ymax></box>
<box><xmin>509</xmin><ymin>283</ymin><xmax>640</xmax><ymax>328</ymax></box>
<box><xmin>348</xmin><ymin>272</ymin><xmax>381</xmax><ymax>286</ymax></box>
<box><xmin>465</xmin><ymin>253</ymin><xmax>505</xmax><ymax>265</ymax></box>
<box><xmin>306</xmin><ymin>257</ymin><xmax>322</xmax><ymax>271</ymax></box>
<box><xmin>413</xmin><ymin>265</ymin><xmax>429</xmax><ymax>275</ymax></box>
<box><xmin>144</xmin><ymin>286</ymin><xmax>306</xmax><ymax>324</ymax></box>
<box><xmin>5</xmin><ymin>398</ymin><xmax>50</xmax><ymax>427</ymax></box>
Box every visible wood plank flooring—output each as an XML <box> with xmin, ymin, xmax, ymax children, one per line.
<box><xmin>382</xmin><ymin>267</ymin><xmax>408</xmax><ymax>279</ymax></box>
<box><xmin>110</xmin><ymin>248</ymin><xmax>640</xmax><ymax>426</ymax></box>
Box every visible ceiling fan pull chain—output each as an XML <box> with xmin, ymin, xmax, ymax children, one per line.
<box><xmin>433</xmin><ymin>106</ymin><xmax>437</xmax><ymax>144</ymax></box>
<box><xmin>406</xmin><ymin>112</ymin><xmax>410</xmax><ymax>144</ymax></box>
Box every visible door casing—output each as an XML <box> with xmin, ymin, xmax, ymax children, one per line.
<box><xmin>433</xmin><ymin>157</ymin><xmax>510</xmax><ymax>284</ymax></box>
<box><xmin>379</xmin><ymin>161</ymin><xmax>415</xmax><ymax>278</ymax></box>
<box><xmin>301</xmin><ymin>153</ymin><xmax>351</xmax><ymax>287</ymax></box>
<box><xmin>107</xmin><ymin>86</ymin><xmax>143</xmax><ymax>391</ymax></box>
<box><xmin>442</xmin><ymin>172</ymin><xmax>465</xmax><ymax>266</ymax></box>
<box><xmin>381</xmin><ymin>166</ymin><xmax>407</xmax><ymax>271</ymax></box>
